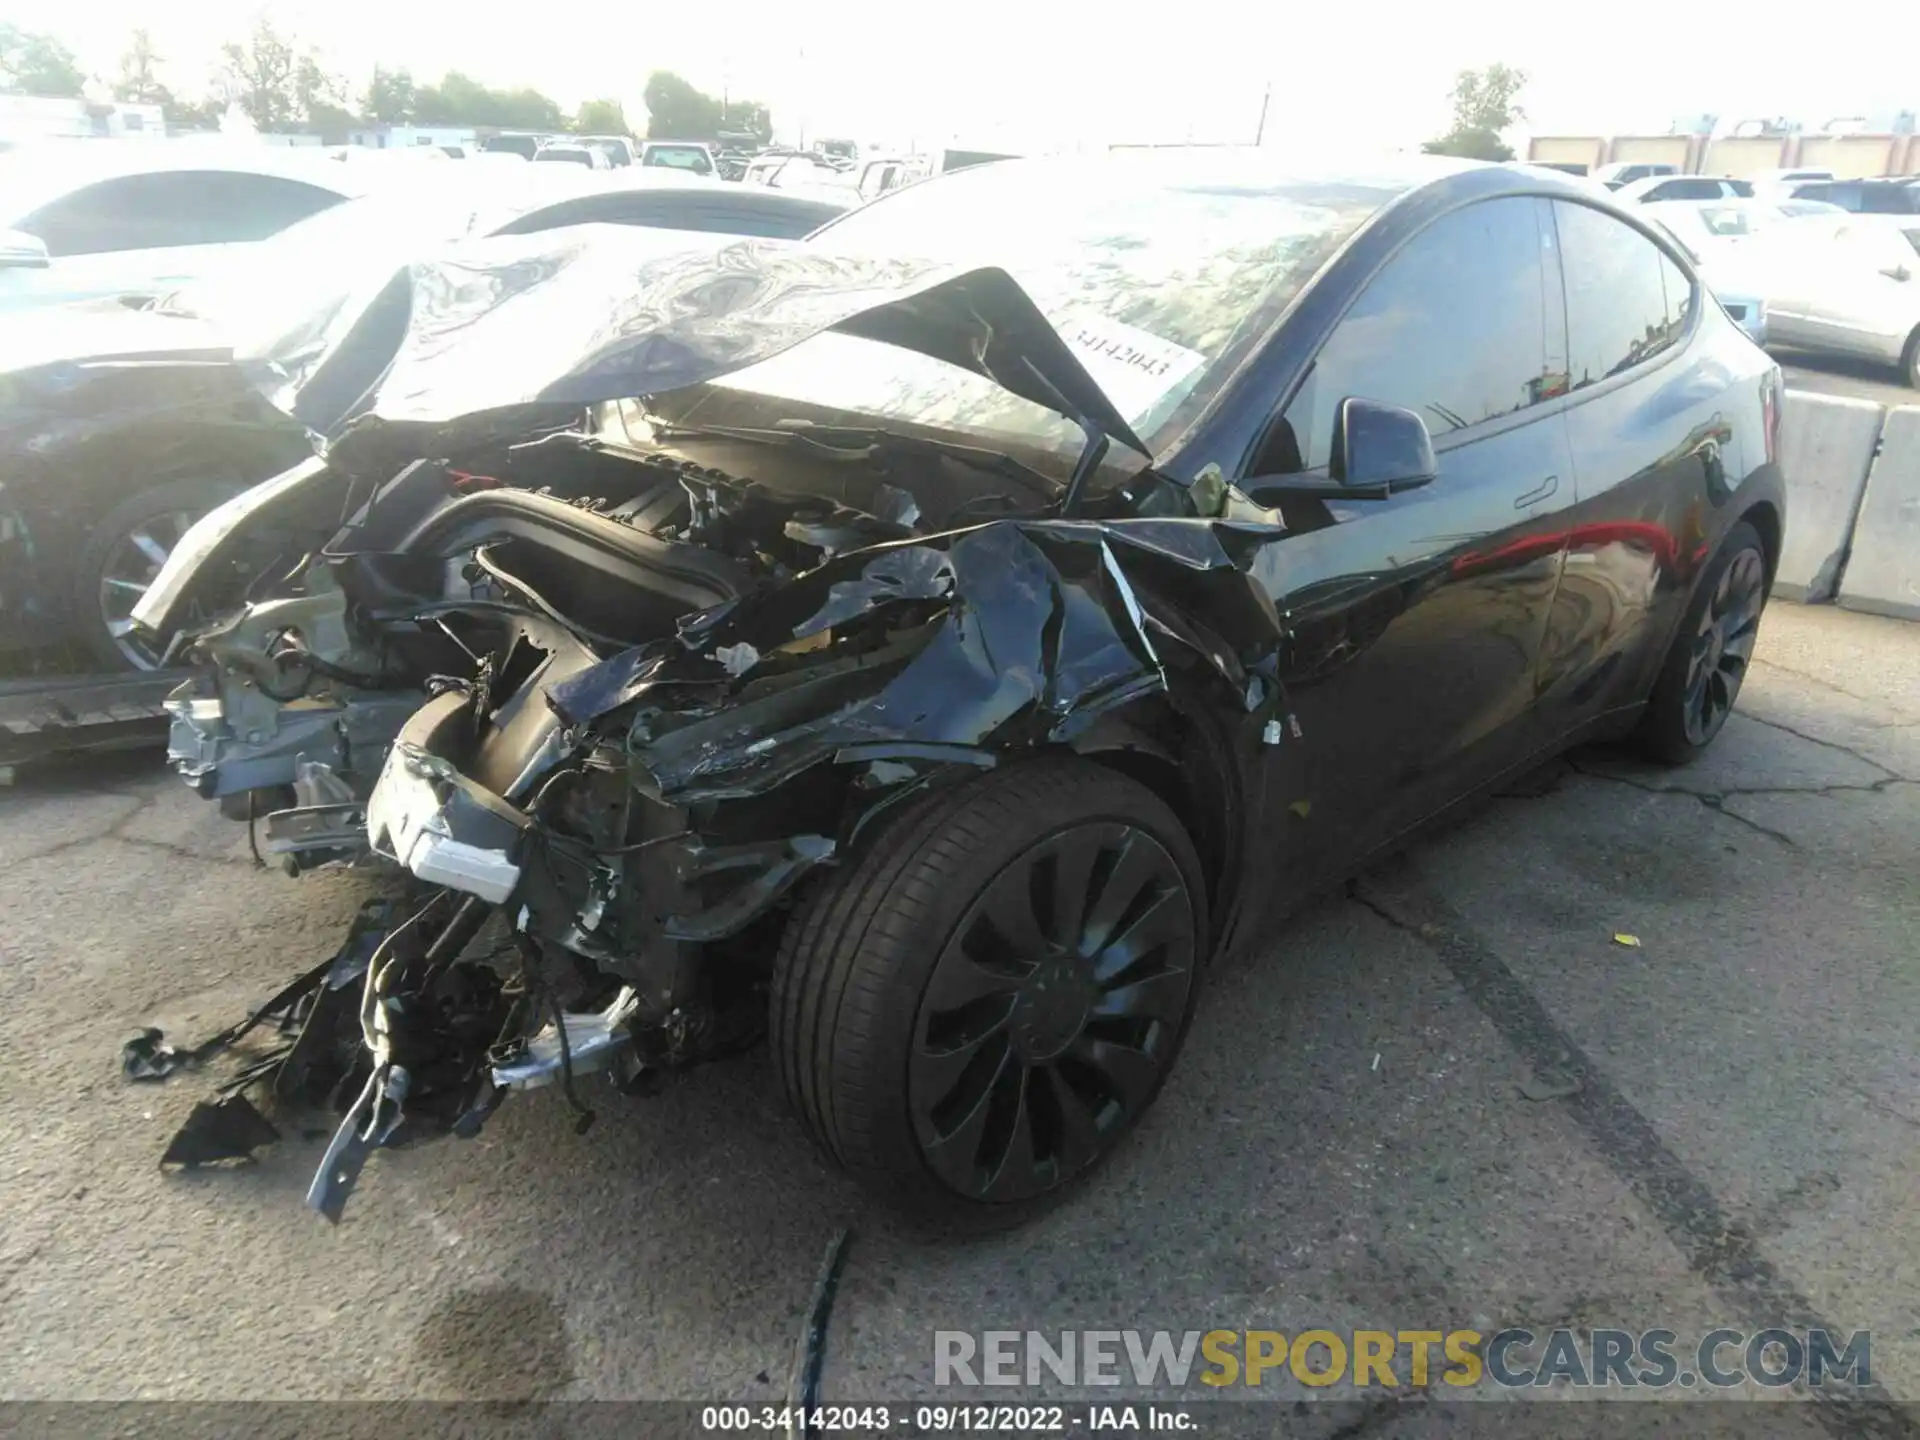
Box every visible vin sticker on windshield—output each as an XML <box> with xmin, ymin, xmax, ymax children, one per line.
<box><xmin>1061</xmin><ymin>314</ymin><xmax>1207</xmax><ymax>426</ymax></box>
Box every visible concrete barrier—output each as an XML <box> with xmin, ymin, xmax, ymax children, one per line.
<box><xmin>1773</xmin><ymin>393</ymin><xmax>1885</xmax><ymax>603</ymax></box>
<box><xmin>1837</xmin><ymin>405</ymin><xmax>1920</xmax><ymax>621</ymax></box>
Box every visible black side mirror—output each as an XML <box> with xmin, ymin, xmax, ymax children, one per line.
<box><xmin>1241</xmin><ymin>396</ymin><xmax>1439</xmax><ymax>507</ymax></box>
<box><xmin>1330</xmin><ymin>397</ymin><xmax>1438</xmax><ymax>496</ymax></box>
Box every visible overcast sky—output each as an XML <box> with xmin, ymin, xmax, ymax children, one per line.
<box><xmin>11</xmin><ymin>0</ymin><xmax>1915</xmax><ymax>151</ymax></box>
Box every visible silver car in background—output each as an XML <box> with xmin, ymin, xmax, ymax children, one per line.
<box><xmin>1748</xmin><ymin>213</ymin><xmax>1920</xmax><ymax>387</ymax></box>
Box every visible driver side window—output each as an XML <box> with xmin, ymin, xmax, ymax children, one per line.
<box><xmin>1267</xmin><ymin>197</ymin><xmax>1556</xmax><ymax>474</ymax></box>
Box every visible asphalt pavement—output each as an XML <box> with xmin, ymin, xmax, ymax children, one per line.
<box><xmin>1779</xmin><ymin>350</ymin><xmax>1915</xmax><ymax>408</ymax></box>
<box><xmin>0</xmin><ymin>602</ymin><xmax>1915</xmax><ymax>1435</ymax></box>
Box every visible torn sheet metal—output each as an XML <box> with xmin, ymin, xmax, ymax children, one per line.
<box><xmin>541</xmin><ymin>517</ymin><xmax>1281</xmax><ymax>806</ymax></box>
<box><xmin>279</xmin><ymin>233</ymin><xmax>1149</xmax><ymax>471</ymax></box>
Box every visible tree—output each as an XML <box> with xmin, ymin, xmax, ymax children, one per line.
<box><xmin>364</xmin><ymin>65</ymin><xmax>416</xmax><ymax>125</ymax></box>
<box><xmin>0</xmin><ymin>22</ymin><xmax>87</xmax><ymax>99</ymax></box>
<box><xmin>218</xmin><ymin>16</ymin><xmax>297</xmax><ymax>131</ymax></box>
<box><xmin>414</xmin><ymin>70</ymin><xmax>564</xmax><ymax>130</ymax></box>
<box><xmin>294</xmin><ymin>54</ymin><xmax>353</xmax><ymax>133</ymax></box>
<box><xmin>1422</xmin><ymin>63</ymin><xmax>1527</xmax><ymax>162</ymax></box>
<box><xmin>642</xmin><ymin>70</ymin><xmax>720</xmax><ymax>139</ymax></box>
<box><xmin>495</xmin><ymin>86</ymin><xmax>565</xmax><ymax>132</ymax></box>
<box><xmin>574</xmin><ymin>98</ymin><xmax>628</xmax><ymax>135</ymax></box>
<box><xmin>113</xmin><ymin>28</ymin><xmax>169</xmax><ymax>106</ymax></box>
<box><xmin>165</xmin><ymin>95</ymin><xmax>225</xmax><ymax>131</ymax></box>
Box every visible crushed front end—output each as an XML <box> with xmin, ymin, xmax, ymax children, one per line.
<box><xmin>126</xmin><ymin>237</ymin><xmax>1291</xmax><ymax>1218</ymax></box>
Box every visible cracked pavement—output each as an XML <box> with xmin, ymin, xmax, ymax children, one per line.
<box><xmin>0</xmin><ymin>602</ymin><xmax>1914</xmax><ymax>1436</ymax></box>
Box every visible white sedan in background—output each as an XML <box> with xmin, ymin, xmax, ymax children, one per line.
<box><xmin>1614</xmin><ymin>174</ymin><xmax>1753</xmax><ymax>204</ymax></box>
<box><xmin>1640</xmin><ymin>198</ymin><xmax>1787</xmax><ymax>346</ymax></box>
<box><xmin>0</xmin><ymin>144</ymin><xmax>369</xmax><ymax>314</ymax></box>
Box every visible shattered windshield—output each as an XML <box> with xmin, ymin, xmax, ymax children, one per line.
<box><xmin>707</xmin><ymin>154</ymin><xmax>1400</xmax><ymax>459</ymax></box>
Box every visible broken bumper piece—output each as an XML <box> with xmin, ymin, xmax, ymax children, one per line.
<box><xmin>491</xmin><ymin>986</ymin><xmax>641</xmax><ymax>1090</ymax></box>
<box><xmin>365</xmin><ymin>741</ymin><xmax>528</xmax><ymax>904</ymax></box>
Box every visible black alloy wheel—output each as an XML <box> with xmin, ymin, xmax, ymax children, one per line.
<box><xmin>771</xmin><ymin>760</ymin><xmax>1206</xmax><ymax>1219</ymax></box>
<box><xmin>1681</xmin><ymin>543</ymin><xmax>1765</xmax><ymax>747</ymax></box>
<box><xmin>1636</xmin><ymin>519</ymin><xmax>1769</xmax><ymax>763</ymax></box>
<box><xmin>908</xmin><ymin>820</ymin><xmax>1196</xmax><ymax>1204</ymax></box>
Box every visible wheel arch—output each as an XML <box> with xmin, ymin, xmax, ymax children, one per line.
<box><xmin>1065</xmin><ymin>694</ymin><xmax>1248</xmax><ymax>952</ymax></box>
<box><xmin>1737</xmin><ymin>497</ymin><xmax>1783</xmax><ymax>591</ymax></box>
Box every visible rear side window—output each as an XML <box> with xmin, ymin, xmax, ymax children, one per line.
<box><xmin>1861</xmin><ymin>186</ymin><xmax>1920</xmax><ymax>215</ymax></box>
<box><xmin>20</xmin><ymin>171</ymin><xmax>343</xmax><ymax>256</ymax></box>
<box><xmin>1554</xmin><ymin>202</ymin><xmax>1692</xmax><ymax>387</ymax></box>
<box><xmin>1273</xmin><ymin>196</ymin><xmax>1552</xmax><ymax>472</ymax></box>
<box><xmin>1801</xmin><ymin>182</ymin><xmax>1863</xmax><ymax>210</ymax></box>
<box><xmin>1656</xmin><ymin>179</ymin><xmax>1730</xmax><ymax>202</ymax></box>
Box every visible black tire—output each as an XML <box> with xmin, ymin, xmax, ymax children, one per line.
<box><xmin>1903</xmin><ymin>328</ymin><xmax>1920</xmax><ymax>390</ymax></box>
<box><xmin>771</xmin><ymin>758</ymin><xmax>1206</xmax><ymax>1220</ymax></box>
<box><xmin>1634</xmin><ymin>520</ymin><xmax>1768</xmax><ymax>764</ymax></box>
<box><xmin>72</xmin><ymin>477</ymin><xmax>241</xmax><ymax>671</ymax></box>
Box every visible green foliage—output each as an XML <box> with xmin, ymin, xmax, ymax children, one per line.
<box><xmin>113</xmin><ymin>29</ymin><xmax>168</xmax><ymax>106</ymax></box>
<box><xmin>165</xmin><ymin>95</ymin><xmax>225</xmax><ymax>131</ymax></box>
<box><xmin>1421</xmin><ymin>127</ymin><xmax>1515</xmax><ymax>162</ymax></box>
<box><xmin>1424</xmin><ymin>64</ymin><xmax>1526</xmax><ymax>161</ymax></box>
<box><xmin>0</xmin><ymin>21</ymin><xmax>87</xmax><ymax>99</ymax></box>
<box><xmin>294</xmin><ymin>55</ymin><xmax>353</xmax><ymax>134</ymax></box>
<box><xmin>218</xmin><ymin>17</ymin><xmax>297</xmax><ymax>130</ymax></box>
<box><xmin>574</xmin><ymin>98</ymin><xmax>628</xmax><ymax>135</ymax></box>
<box><xmin>414</xmin><ymin>71</ymin><xmax>564</xmax><ymax>130</ymax></box>
<box><xmin>642</xmin><ymin>70</ymin><xmax>771</xmax><ymax>143</ymax></box>
<box><xmin>364</xmin><ymin>65</ymin><xmax>417</xmax><ymax>125</ymax></box>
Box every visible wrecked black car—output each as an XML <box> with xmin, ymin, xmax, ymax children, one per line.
<box><xmin>132</xmin><ymin>152</ymin><xmax>1784</xmax><ymax>1219</ymax></box>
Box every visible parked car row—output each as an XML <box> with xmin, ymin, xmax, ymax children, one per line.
<box><xmin>0</xmin><ymin>150</ymin><xmax>851</xmax><ymax>677</ymax></box>
<box><xmin>54</xmin><ymin>149</ymin><xmax>1784</xmax><ymax>1233</ymax></box>
<box><xmin>1640</xmin><ymin>195</ymin><xmax>1920</xmax><ymax>386</ymax></box>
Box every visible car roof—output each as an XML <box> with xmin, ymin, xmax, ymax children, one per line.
<box><xmin>930</xmin><ymin>145</ymin><xmax>1487</xmax><ymax>199</ymax></box>
<box><xmin>1</xmin><ymin>140</ymin><xmax>372</xmax><ymax>221</ymax></box>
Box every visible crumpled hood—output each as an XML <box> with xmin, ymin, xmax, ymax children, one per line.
<box><xmin>273</xmin><ymin>225</ymin><xmax>1150</xmax><ymax>471</ymax></box>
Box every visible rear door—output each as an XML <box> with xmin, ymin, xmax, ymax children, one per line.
<box><xmin>1534</xmin><ymin>199</ymin><xmax>1723</xmax><ymax>730</ymax></box>
<box><xmin>1245</xmin><ymin>195</ymin><xmax>1579</xmax><ymax>878</ymax></box>
<box><xmin>1794</xmin><ymin>222</ymin><xmax>1920</xmax><ymax>359</ymax></box>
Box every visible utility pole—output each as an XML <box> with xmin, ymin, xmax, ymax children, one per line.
<box><xmin>1254</xmin><ymin>80</ymin><xmax>1271</xmax><ymax>146</ymax></box>
<box><xmin>796</xmin><ymin>43</ymin><xmax>807</xmax><ymax>150</ymax></box>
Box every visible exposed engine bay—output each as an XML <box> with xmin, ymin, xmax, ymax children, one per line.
<box><xmin>128</xmin><ymin>237</ymin><xmax>1293</xmax><ymax>1218</ymax></box>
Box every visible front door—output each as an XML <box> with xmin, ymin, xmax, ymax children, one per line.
<box><xmin>1237</xmin><ymin>195</ymin><xmax>1579</xmax><ymax>891</ymax></box>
